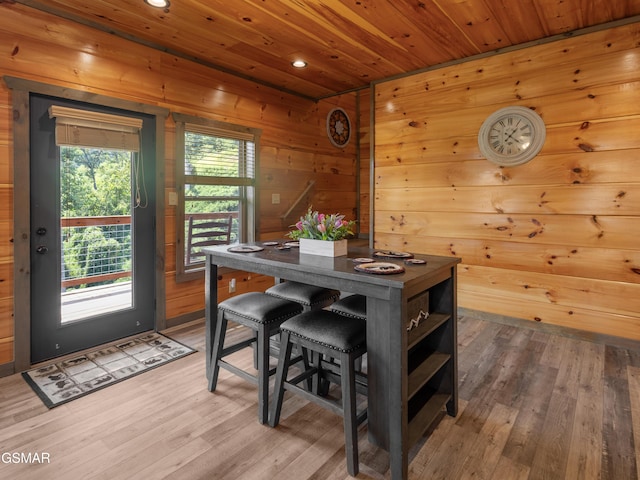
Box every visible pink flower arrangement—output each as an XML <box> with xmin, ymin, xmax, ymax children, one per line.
<box><xmin>289</xmin><ymin>208</ymin><xmax>355</xmax><ymax>241</ymax></box>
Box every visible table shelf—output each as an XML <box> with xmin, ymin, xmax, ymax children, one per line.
<box><xmin>408</xmin><ymin>351</ymin><xmax>451</xmax><ymax>399</ymax></box>
<box><xmin>408</xmin><ymin>392</ymin><xmax>452</xmax><ymax>446</ymax></box>
<box><xmin>408</xmin><ymin>312</ymin><xmax>450</xmax><ymax>350</ymax></box>
<box><xmin>404</xmin><ymin>274</ymin><xmax>457</xmax><ymax>450</ymax></box>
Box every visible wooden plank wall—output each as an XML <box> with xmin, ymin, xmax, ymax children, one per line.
<box><xmin>373</xmin><ymin>23</ymin><xmax>640</xmax><ymax>340</ymax></box>
<box><xmin>0</xmin><ymin>3</ymin><xmax>357</xmax><ymax>367</ymax></box>
<box><xmin>357</xmin><ymin>89</ymin><xmax>371</xmax><ymax>236</ymax></box>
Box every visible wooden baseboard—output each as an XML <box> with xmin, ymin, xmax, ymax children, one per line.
<box><xmin>459</xmin><ymin>307</ymin><xmax>640</xmax><ymax>350</ymax></box>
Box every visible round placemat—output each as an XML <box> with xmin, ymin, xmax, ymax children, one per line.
<box><xmin>354</xmin><ymin>262</ymin><xmax>405</xmax><ymax>275</ymax></box>
<box><xmin>227</xmin><ymin>245</ymin><xmax>264</xmax><ymax>253</ymax></box>
<box><xmin>352</xmin><ymin>257</ymin><xmax>374</xmax><ymax>263</ymax></box>
<box><xmin>373</xmin><ymin>250</ymin><xmax>414</xmax><ymax>259</ymax></box>
<box><xmin>404</xmin><ymin>258</ymin><xmax>426</xmax><ymax>265</ymax></box>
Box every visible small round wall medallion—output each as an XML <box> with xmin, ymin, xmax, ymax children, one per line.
<box><xmin>327</xmin><ymin>108</ymin><xmax>351</xmax><ymax>148</ymax></box>
<box><xmin>478</xmin><ymin>106</ymin><xmax>546</xmax><ymax>167</ymax></box>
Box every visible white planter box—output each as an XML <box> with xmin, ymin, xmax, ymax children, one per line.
<box><xmin>299</xmin><ymin>238</ymin><xmax>348</xmax><ymax>257</ymax></box>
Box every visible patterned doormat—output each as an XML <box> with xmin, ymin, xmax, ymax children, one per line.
<box><xmin>22</xmin><ymin>332</ymin><xmax>196</xmax><ymax>409</ymax></box>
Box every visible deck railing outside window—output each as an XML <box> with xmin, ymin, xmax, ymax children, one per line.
<box><xmin>61</xmin><ymin>215</ymin><xmax>132</xmax><ymax>289</ymax></box>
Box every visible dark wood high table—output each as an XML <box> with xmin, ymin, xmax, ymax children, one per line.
<box><xmin>203</xmin><ymin>243</ymin><xmax>461</xmax><ymax>479</ymax></box>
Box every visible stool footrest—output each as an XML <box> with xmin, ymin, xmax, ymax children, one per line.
<box><xmin>286</xmin><ymin>367</ymin><xmax>318</xmax><ymax>387</ymax></box>
<box><xmin>284</xmin><ymin>381</ymin><xmax>345</xmax><ymax>417</ymax></box>
<box><xmin>321</xmin><ymin>369</ymin><xmax>368</xmax><ymax>396</ymax></box>
<box><xmin>218</xmin><ymin>360</ymin><xmax>259</xmax><ymax>385</ymax></box>
<box><xmin>319</xmin><ymin>357</ymin><xmax>368</xmax><ymax>391</ymax></box>
<box><xmin>221</xmin><ymin>337</ymin><xmax>255</xmax><ymax>357</ymax></box>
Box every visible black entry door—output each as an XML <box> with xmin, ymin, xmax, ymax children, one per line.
<box><xmin>29</xmin><ymin>94</ymin><xmax>156</xmax><ymax>363</ymax></box>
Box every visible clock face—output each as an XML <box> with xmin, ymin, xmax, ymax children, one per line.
<box><xmin>488</xmin><ymin>113</ymin><xmax>533</xmax><ymax>156</ymax></box>
<box><xmin>327</xmin><ymin>108</ymin><xmax>351</xmax><ymax>147</ymax></box>
<box><xmin>478</xmin><ymin>106</ymin><xmax>545</xmax><ymax>166</ymax></box>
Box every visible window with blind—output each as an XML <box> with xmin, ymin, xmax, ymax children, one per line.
<box><xmin>173</xmin><ymin>113</ymin><xmax>260</xmax><ymax>278</ymax></box>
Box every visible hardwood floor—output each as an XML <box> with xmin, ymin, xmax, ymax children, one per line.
<box><xmin>1</xmin><ymin>313</ymin><xmax>639</xmax><ymax>479</ymax></box>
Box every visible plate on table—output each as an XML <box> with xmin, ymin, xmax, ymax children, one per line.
<box><xmin>354</xmin><ymin>262</ymin><xmax>405</xmax><ymax>275</ymax></box>
<box><xmin>262</xmin><ymin>241</ymin><xmax>279</xmax><ymax>246</ymax></box>
<box><xmin>227</xmin><ymin>245</ymin><xmax>264</xmax><ymax>253</ymax></box>
<box><xmin>404</xmin><ymin>258</ymin><xmax>426</xmax><ymax>265</ymax></box>
<box><xmin>373</xmin><ymin>250</ymin><xmax>414</xmax><ymax>259</ymax></box>
<box><xmin>352</xmin><ymin>257</ymin><xmax>374</xmax><ymax>263</ymax></box>
<box><xmin>284</xmin><ymin>241</ymin><xmax>299</xmax><ymax>248</ymax></box>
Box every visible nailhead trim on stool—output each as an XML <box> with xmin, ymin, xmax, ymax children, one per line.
<box><xmin>269</xmin><ymin>310</ymin><xmax>367</xmax><ymax>476</ymax></box>
<box><xmin>209</xmin><ymin>292</ymin><xmax>303</xmax><ymax>424</ymax></box>
<box><xmin>265</xmin><ymin>281</ymin><xmax>340</xmax><ymax>311</ymax></box>
<box><xmin>329</xmin><ymin>294</ymin><xmax>366</xmax><ymax>320</ymax></box>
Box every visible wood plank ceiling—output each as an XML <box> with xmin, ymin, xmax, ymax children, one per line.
<box><xmin>14</xmin><ymin>0</ymin><xmax>640</xmax><ymax>100</ymax></box>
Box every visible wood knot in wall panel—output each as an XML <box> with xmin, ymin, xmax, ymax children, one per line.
<box><xmin>495</xmin><ymin>170</ymin><xmax>511</xmax><ymax>183</ymax></box>
<box><xmin>578</xmin><ymin>143</ymin><xmax>594</xmax><ymax>152</ymax></box>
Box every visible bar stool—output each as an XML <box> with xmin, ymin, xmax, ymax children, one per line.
<box><xmin>329</xmin><ymin>294</ymin><xmax>366</xmax><ymax>320</ymax></box>
<box><xmin>265</xmin><ymin>281</ymin><xmax>340</xmax><ymax>312</ymax></box>
<box><xmin>209</xmin><ymin>292</ymin><xmax>303</xmax><ymax>424</ymax></box>
<box><xmin>269</xmin><ymin>310</ymin><xmax>367</xmax><ymax>476</ymax></box>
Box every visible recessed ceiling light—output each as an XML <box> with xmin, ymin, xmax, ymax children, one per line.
<box><xmin>144</xmin><ymin>0</ymin><xmax>170</xmax><ymax>8</ymax></box>
<box><xmin>291</xmin><ymin>60</ymin><xmax>307</xmax><ymax>68</ymax></box>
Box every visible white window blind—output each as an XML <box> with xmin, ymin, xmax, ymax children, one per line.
<box><xmin>48</xmin><ymin>105</ymin><xmax>143</xmax><ymax>151</ymax></box>
<box><xmin>184</xmin><ymin>122</ymin><xmax>256</xmax><ymax>182</ymax></box>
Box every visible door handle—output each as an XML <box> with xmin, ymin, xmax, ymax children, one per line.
<box><xmin>36</xmin><ymin>245</ymin><xmax>48</xmax><ymax>254</ymax></box>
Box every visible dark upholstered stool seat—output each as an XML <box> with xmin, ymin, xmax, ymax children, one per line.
<box><xmin>219</xmin><ymin>292</ymin><xmax>303</xmax><ymax>325</ymax></box>
<box><xmin>280</xmin><ymin>310</ymin><xmax>366</xmax><ymax>352</ymax></box>
<box><xmin>265</xmin><ymin>281</ymin><xmax>340</xmax><ymax>311</ymax></box>
<box><xmin>329</xmin><ymin>294</ymin><xmax>367</xmax><ymax>320</ymax></box>
<box><xmin>269</xmin><ymin>310</ymin><xmax>367</xmax><ymax>476</ymax></box>
<box><xmin>209</xmin><ymin>292</ymin><xmax>303</xmax><ymax>424</ymax></box>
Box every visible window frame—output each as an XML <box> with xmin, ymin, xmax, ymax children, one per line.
<box><xmin>173</xmin><ymin>113</ymin><xmax>260</xmax><ymax>281</ymax></box>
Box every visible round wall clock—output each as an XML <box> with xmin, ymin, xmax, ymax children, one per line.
<box><xmin>478</xmin><ymin>106</ymin><xmax>546</xmax><ymax>166</ymax></box>
<box><xmin>327</xmin><ymin>108</ymin><xmax>351</xmax><ymax>148</ymax></box>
